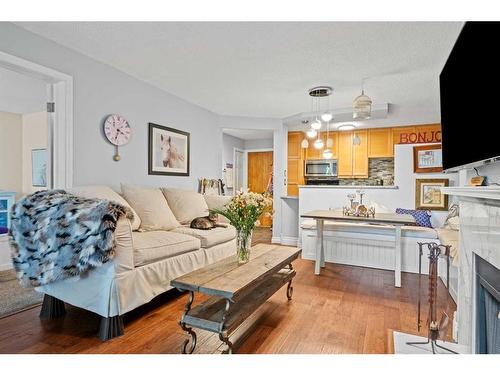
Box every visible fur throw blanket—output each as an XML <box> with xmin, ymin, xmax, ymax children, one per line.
<box><xmin>9</xmin><ymin>189</ymin><xmax>132</xmax><ymax>287</ymax></box>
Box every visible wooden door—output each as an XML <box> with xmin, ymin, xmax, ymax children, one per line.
<box><xmin>287</xmin><ymin>132</ymin><xmax>305</xmax><ymax>196</ymax></box>
<box><xmin>368</xmin><ymin>128</ymin><xmax>393</xmax><ymax>157</ymax></box>
<box><xmin>248</xmin><ymin>151</ymin><xmax>273</xmax><ymax>227</ymax></box>
<box><xmin>337</xmin><ymin>131</ymin><xmax>353</xmax><ymax>177</ymax></box>
<box><xmin>352</xmin><ymin>130</ymin><xmax>368</xmax><ymax>177</ymax></box>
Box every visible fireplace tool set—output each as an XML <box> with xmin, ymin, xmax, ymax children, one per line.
<box><xmin>406</xmin><ymin>242</ymin><xmax>458</xmax><ymax>354</ymax></box>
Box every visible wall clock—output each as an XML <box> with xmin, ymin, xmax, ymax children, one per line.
<box><xmin>103</xmin><ymin>114</ymin><xmax>132</xmax><ymax>161</ymax></box>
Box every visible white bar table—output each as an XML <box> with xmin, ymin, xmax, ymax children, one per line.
<box><xmin>300</xmin><ymin>210</ymin><xmax>416</xmax><ymax>287</ymax></box>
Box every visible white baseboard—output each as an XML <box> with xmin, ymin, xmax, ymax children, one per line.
<box><xmin>271</xmin><ymin>236</ymin><xmax>281</xmax><ymax>244</ymax></box>
<box><xmin>280</xmin><ymin>236</ymin><xmax>299</xmax><ymax>246</ymax></box>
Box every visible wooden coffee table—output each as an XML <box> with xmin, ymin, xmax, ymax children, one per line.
<box><xmin>170</xmin><ymin>243</ymin><xmax>301</xmax><ymax>354</ymax></box>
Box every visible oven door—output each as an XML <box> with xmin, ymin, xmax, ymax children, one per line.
<box><xmin>305</xmin><ymin>160</ymin><xmax>335</xmax><ymax>177</ymax></box>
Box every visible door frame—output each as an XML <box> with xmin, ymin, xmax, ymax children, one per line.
<box><xmin>232</xmin><ymin>147</ymin><xmax>245</xmax><ymax>194</ymax></box>
<box><xmin>244</xmin><ymin>148</ymin><xmax>273</xmax><ymax>191</ymax></box>
<box><xmin>0</xmin><ymin>51</ymin><xmax>74</xmax><ymax>189</ymax></box>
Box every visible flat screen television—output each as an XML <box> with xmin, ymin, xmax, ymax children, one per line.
<box><xmin>440</xmin><ymin>22</ymin><xmax>500</xmax><ymax>172</ymax></box>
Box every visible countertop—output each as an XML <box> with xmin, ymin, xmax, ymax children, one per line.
<box><xmin>299</xmin><ymin>185</ymin><xmax>399</xmax><ymax>190</ymax></box>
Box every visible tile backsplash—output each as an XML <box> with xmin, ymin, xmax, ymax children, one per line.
<box><xmin>339</xmin><ymin>157</ymin><xmax>394</xmax><ymax>186</ymax></box>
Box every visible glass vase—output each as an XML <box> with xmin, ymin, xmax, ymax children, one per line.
<box><xmin>236</xmin><ymin>229</ymin><xmax>252</xmax><ymax>264</ymax></box>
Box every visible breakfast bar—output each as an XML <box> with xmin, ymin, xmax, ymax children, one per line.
<box><xmin>300</xmin><ymin>210</ymin><xmax>416</xmax><ymax>287</ymax></box>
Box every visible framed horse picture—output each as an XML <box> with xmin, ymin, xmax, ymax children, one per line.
<box><xmin>148</xmin><ymin>123</ymin><xmax>190</xmax><ymax>176</ymax></box>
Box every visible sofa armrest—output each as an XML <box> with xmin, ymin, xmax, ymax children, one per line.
<box><xmin>113</xmin><ymin>217</ymin><xmax>135</xmax><ymax>273</ymax></box>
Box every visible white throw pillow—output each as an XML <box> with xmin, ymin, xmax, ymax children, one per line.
<box><xmin>204</xmin><ymin>195</ymin><xmax>231</xmax><ymax>224</ymax></box>
<box><xmin>161</xmin><ymin>188</ymin><xmax>209</xmax><ymax>225</ymax></box>
<box><xmin>121</xmin><ymin>184</ymin><xmax>180</xmax><ymax>231</ymax></box>
<box><xmin>69</xmin><ymin>185</ymin><xmax>141</xmax><ymax>230</ymax></box>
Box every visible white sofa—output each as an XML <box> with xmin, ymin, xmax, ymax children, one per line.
<box><xmin>36</xmin><ymin>185</ymin><xmax>236</xmax><ymax>340</ymax></box>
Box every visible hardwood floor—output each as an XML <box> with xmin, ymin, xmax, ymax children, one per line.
<box><xmin>252</xmin><ymin>227</ymin><xmax>273</xmax><ymax>246</ymax></box>
<box><xmin>0</xmin><ymin>255</ymin><xmax>456</xmax><ymax>354</ymax></box>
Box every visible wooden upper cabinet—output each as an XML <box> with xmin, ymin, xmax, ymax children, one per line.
<box><xmin>305</xmin><ymin>132</ymin><xmax>338</xmax><ymax>160</ymax></box>
<box><xmin>287</xmin><ymin>131</ymin><xmax>305</xmax><ymax>196</ymax></box>
<box><xmin>337</xmin><ymin>131</ymin><xmax>353</xmax><ymax>177</ymax></box>
<box><xmin>368</xmin><ymin>128</ymin><xmax>393</xmax><ymax>157</ymax></box>
<box><xmin>352</xmin><ymin>130</ymin><xmax>368</xmax><ymax>177</ymax></box>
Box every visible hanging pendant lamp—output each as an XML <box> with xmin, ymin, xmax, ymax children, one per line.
<box><xmin>353</xmin><ymin>79</ymin><xmax>372</xmax><ymax>120</ymax></box>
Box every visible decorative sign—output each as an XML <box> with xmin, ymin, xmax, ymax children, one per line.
<box><xmin>398</xmin><ymin>130</ymin><xmax>441</xmax><ymax>144</ymax></box>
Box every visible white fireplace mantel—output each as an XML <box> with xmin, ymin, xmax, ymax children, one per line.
<box><xmin>440</xmin><ymin>185</ymin><xmax>500</xmax><ymax>352</ymax></box>
<box><xmin>441</xmin><ymin>186</ymin><xmax>500</xmax><ymax>201</ymax></box>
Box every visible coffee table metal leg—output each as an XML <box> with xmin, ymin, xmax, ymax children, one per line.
<box><xmin>180</xmin><ymin>291</ymin><xmax>197</xmax><ymax>354</ymax></box>
<box><xmin>218</xmin><ymin>299</ymin><xmax>233</xmax><ymax>354</ymax></box>
<box><xmin>286</xmin><ymin>264</ymin><xmax>294</xmax><ymax>300</ymax></box>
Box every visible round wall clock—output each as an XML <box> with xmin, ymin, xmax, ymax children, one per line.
<box><xmin>103</xmin><ymin>114</ymin><xmax>132</xmax><ymax>161</ymax></box>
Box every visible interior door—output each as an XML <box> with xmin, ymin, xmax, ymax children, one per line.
<box><xmin>247</xmin><ymin>151</ymin><xmax>273</xmax><ymax>227</ymax></box>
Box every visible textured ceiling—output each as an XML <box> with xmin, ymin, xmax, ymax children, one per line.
<box><xmin>16</xmin><ymin>22</ymin><xmax>463</xmax><ymax>118</ymax></box>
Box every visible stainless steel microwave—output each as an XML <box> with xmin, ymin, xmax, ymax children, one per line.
<box><xmin>304</xmin><ymin>159</ymin><xmax>338</xmax><ymax>177</ymax></box>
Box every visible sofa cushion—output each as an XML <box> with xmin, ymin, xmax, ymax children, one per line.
<box><xmin>204</xmin><ymin>194</ymin><xmax>231</xmax><ymax>224</ymax></box>
<box><xmin>132</xmin><ymin>231</ymin><xmax>201</xmax><ymax>267</ymax></box>
<box><xmin>69</xmin><ymin>185</ymin><xmax>141</xmax><ymax>230</ymax></box>
<box><xmin>172</xmin><ymin>225</ymin><xmax>236</xmax><ymax>248</ymax></box>
<box><xmin>300</xmin><ymin>219</ymin><xmax>438</xmax><ymax>239</ymax></box>
<box><xmin>161</xmin><ymin>188</ymin><xmax>209</xmax><ymax>225</ymax></box>
<box><xmin>121</xmin><ymin>184</ymin><xmax>180</xmax><ymax>231</ymax></box>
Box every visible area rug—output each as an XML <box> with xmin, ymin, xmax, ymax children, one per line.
<box><xmin>393</xmin><ymin>331</ymin><xmax>468</xmax><ymax>354</ymax></box>
<box><xmin>0</xmin><ymin>269</ymin><xmax>43</xmax><ymax>318</ymax></box>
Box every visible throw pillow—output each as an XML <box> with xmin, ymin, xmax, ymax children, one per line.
<box><xmin>395</xmin><ymin>208</ymin><xmax>433</xmax><ymax>228</ymax></box>
<box><xmin>204</xmin><ymin>194</ymin><xmax>231</xmax><ymax>224</ymax></box>
<box><xmin>443</xmin><ymin>203</ymin><xmax>460</xmax><ymax>230</ymax></box>
<box><xmin>70</xmin><ymin>185</ymin><xmax>141</xmax><ymax>230</ymax></box>
<box><xmin>161</xmin><ymin>188</ymin><xmax>209</xmax><ymax>225</ymax></box>
<box><xmin>121</xmin><ymin>184</ymin><xmax>180</xmax><ymax>231</ymax></box>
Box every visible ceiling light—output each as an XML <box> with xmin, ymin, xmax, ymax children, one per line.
<box><xmin>306</xmin><ymin>128</ymin><xmax>317</xmax><ymax>138</ymax></box>
<box><xmin>311</xmin><ymin>120</ymin><xmax>322</xmax><ymax>130</ymax></box>
<box><xmin>323</xmin><ymin>149</ymin><xmax>333</xmax><ymax>159</ymax></box>
<box><xmin>314</xmin><ymin>138</ymin><xmax>324</xmax><ymax>149</ymax></box>
<box><xmin>337</xmin><ymin>124</ymin><xmax>356</xmax><ymax>131</ymax></box>
<box><xmin>301</xmin><ymin>139</ymin><xmax>309</xmax><ymax>148</ymax></box>
<box><xmin>326</xmin><ymin>137</ymin><xmax>334</xmax><ymax>148</ymax></box>
<box><xmin>353</xmin><ymin>80</ymin><xmax>372</xmax><ymax>120</ymax></box>
<box><xmin>321</xmin><ymin>112</ymin><xmax>333</xmax><ymax>122</ymax></box>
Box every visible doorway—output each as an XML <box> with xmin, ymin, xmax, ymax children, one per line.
<box><xmin>247</xmin><ymin>150</ymin><xmax>273</xmax><ymax>228</ymax></box>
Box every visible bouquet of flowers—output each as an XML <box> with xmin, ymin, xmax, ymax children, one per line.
<box><xmin>210</xmin><ymin>190</ymin><xmax>273</xmax><ymax>264</ymax></box>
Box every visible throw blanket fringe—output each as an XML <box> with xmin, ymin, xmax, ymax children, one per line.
<box><xmin>9</xmin><ymin>190</ymin><xmax>132</xmax><ymax>287</ymax></box>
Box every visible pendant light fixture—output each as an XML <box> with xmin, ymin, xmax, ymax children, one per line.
<box><xmin>306</xmin><ymin>128</ymin><xmax>317</xmax><ymax>138</ymax></box>
<box><xmin>314</xmin><ymin>138</ymin><xmax>324</xmax><ymax>149</ymax></box>
<box><xmin>303</xmin><ymin>86</ymin><xmax>333</xmax><ymax>147</ymax></box>
<box><xmin>353</xmin><ymin>79</ymin><xmax>372</xmax><ymax>120</ymax></box>
<box><xmin>353</xmin><ymin>133</ymin><xmax>361</xmax><ymax>145</ymax></box>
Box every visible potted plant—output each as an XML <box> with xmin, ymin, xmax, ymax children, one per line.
<box><xmin>211</xmin><ymin>190</ymin><xmax>273</xmax><ymax>264</ymax></box>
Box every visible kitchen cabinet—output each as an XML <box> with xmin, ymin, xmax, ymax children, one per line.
<box><xmin>352</xmin><ymin>130</ymin><xmax>368</xmax><ymax>177</ymax></box>
<box><xmin>337</xmin><ymin>130</ymin><xmax>368</xmax><ymax>178</ymax></box>
<box><xmin>287</xmin><ymin>131</ymin><xmax>305</xmax><ymax>196</ymax></box>
<box><xmin>305</xmin><ymin>132</ymin><xmax>338</xmax><ymax>160</ymax></box>
<box><xmin>368</xmin><ymin>128</ymin><xmax>393</xmax><ymax>157</ymax></box>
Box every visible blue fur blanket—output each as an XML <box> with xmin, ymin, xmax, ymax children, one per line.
<box><xmin>9</xmin><ymin>190</ymin><xmax>132</xmax><ymax>287</ymax></box>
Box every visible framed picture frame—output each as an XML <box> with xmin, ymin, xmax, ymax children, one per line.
<box><xmin>413</xmin><ymin>144</ymin><xmax>443</xmax><ymax>173</ymax></box>
<box><xmin>415</xmin><ymin>178</ymin><xmax>449</xmax><ymax>211</ymax></box>
<box><xmin>31</xmin><ymin>148</ymin><xmax>47</xmax><ymax>187</ymax></box>
<box><xmin>148</xmin><ymin>123</ymin><xmax>190</xmax><ymax>176</ymax></box>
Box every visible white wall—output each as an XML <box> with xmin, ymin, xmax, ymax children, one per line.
<box><xmin>0</xmin><ymin>67</ymin><xmax>47</xmax><ymax>115</ymax></box>
<box><xmin>22</xmin><ymin>111</ymin><xmax>48</xmax><ymax>195</ymax></box>
<box><xmin>222</xmin><ymin>133</ymin><xmax>244</xmax><ymax>195</ymax></box>
<box><xmin>244</xmin><ymin>138</ymin><xmax>273</xmax><ymax>150</ymax></box>
<box><xmin>0</xmin><ymin>111</ymin><xmax>22</xmax><ymax>195</ymax></box>
<box><xmin>1</xmin><ymin>23</ymin><xmax>220</xmax><ymax>192</ymax></box>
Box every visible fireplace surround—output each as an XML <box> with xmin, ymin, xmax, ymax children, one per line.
<box><xmin>441</xmin><ymin>186</ymin><xmax>500</xmax><ymax>353</ymax></box>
